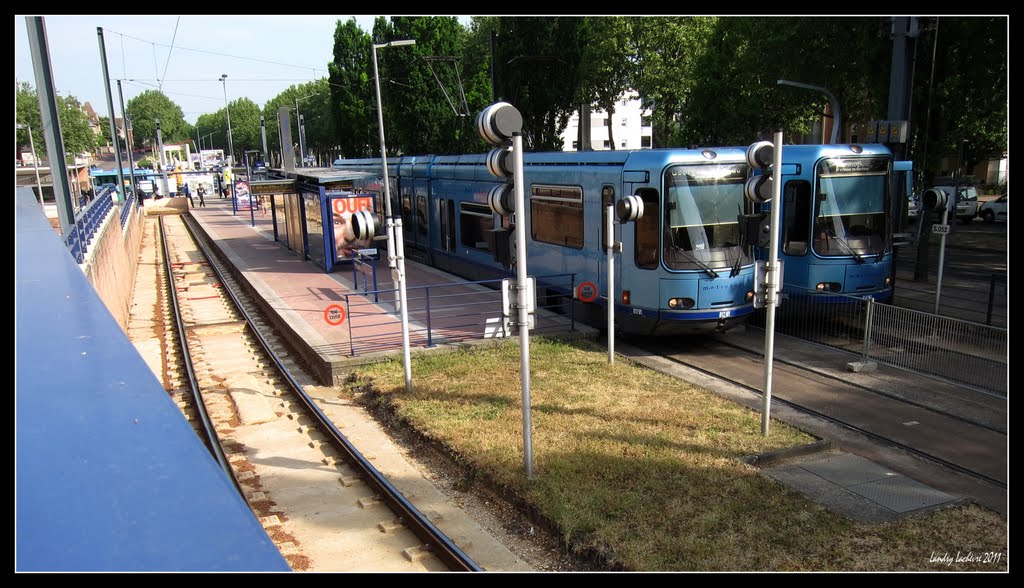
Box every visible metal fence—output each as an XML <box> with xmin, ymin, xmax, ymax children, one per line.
<box><xmin>748</xmin><ymin>291</ymin><xmax>1008</xmax><ymax>396</ymax></box>
<box><xmin>341</xmin><ymin>273</ymin><xmax>578</xmax><ymax>357</ymax></box>
<box><xmin>64</xmin><ymin>185</ymin><xmax>117</xmax><ymax>264</ymax></box>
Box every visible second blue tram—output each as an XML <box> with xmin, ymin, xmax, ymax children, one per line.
<box><xmin>755</xmin><ymin>143</ymin><xmax>902</xmax><ymax>304</ymax></box>
<box><xmin>334</xmin><ymin>147</ymin><xmax>759</xmax><ymax>335</ymax></box>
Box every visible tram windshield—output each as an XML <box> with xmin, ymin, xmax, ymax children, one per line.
<box><xmin>813</xmin><ymin>157</ymin><xmax>889</xmax><ymax>258</ymax></box>
<box><xmin>663</xmin><ymin>162</ymin><xmax>749</xmax><ymax>273</ymax></box>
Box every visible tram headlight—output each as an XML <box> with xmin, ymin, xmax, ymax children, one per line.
<box><xmin>621</xmin><ymin>290</ymin><xmax>631</xmax><ymax>305</ymax></box>
<box><xmin>816</xmin><ymin>282</ymin><xmax>842</xmax><ymax>293</ymax></box>
<box><xmin>745</xmin><ymin>290</ymin><xmax>755</xmax><ymax>303</ymax></box>
<box><xmin>667</xmin><ymin>297</ymin><xmax>695</xmax><ymax>310</ymax></box>
<box><xmin>884</xmin><ymin>276</ymin><xmax>892</xmax><ymax>287</ymax></box>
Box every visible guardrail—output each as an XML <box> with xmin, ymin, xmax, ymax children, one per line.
<box><xmin>64</xmin><ymin>186</ymin><xmax>116</xmax><ymax>264</ymax></box>
<box><xmin>748</xmin><ymin>289</ymin><xmax>1007</xmax><ymax>396</ymax></box>
<box><xmin>342</xmin><ymin>273</ymin><xmax>578</xmax><ymax>357</ymax></box>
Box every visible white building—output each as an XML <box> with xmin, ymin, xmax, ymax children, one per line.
<box><xmin>560</xmin><ymin>91</ymin><xmax>653</xmax><ymax>151</ymax></box>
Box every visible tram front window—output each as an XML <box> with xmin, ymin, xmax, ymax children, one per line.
<box><xmin>813</xmin><ymin>157</ymin><xmax>889</xmax><ymax>257</ymax></box>
<box><xmin>663</xmin><ymin>163</ymin><xmax>749</xmax><ymax>273</ymax></box>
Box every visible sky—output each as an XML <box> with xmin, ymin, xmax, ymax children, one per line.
<box><xmin>14</xmin><ymin>15</ymin><xmax>471</xmax><ymax>126</ymax></box>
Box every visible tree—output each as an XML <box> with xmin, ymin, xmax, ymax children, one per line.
<box><xmin>222</xmin><ymin>97</ymin><xmax>263</xmax><ymax>164</ymax></box>
<box><xmin>487</xmin><ymin>16</ymin><xmax>589</xmax><ymax>151</ymax></box>
<box><xmin>126</xmin><ymin>90</ymin><xmax>189</xmax><ymax>147</ymax></box>
<box><xmin>576</xmin><ymin>17</ymin><xmax>635</xmax><ymax>150</ymax></box>
<box><xmin>16</xmin><ymin>81</ymin><xmax>97</xmax><ymax>162</ymax></box>
<box><xmin>327</xmin><ymin>17</ymin><xmax>375</xmax><ymax>158</ymax></box>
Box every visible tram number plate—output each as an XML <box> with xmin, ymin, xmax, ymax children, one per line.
<box><xmin>718</xmin><ymin>310</ymin><xmax>733</xmax><ymax>319</ymax></box>
<box><xmin>931</xmin><ymin>224</ymin><xmax>950</xmax><ymax>235</ymax></box>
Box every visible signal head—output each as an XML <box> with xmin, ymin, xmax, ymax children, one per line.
<box><xmin>616</xmin><ymin>194</ymin><xmax>644</xmax><ymax>222</ymax></box>
<box><xmin>746</xmin><ymin>141</ymin><xmax>774</xmax><ymax>169</ymax></box>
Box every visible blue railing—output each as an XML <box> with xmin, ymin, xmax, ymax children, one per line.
<box><xmin>342</xmin><ymin>273</ymin><xmax>578</xmax><ymax>356</ymax></box>
<box><xmin>118</xmin><ymin>186</ymin><xmax>137</xmax><ymax>229</ymax></box>
<box><xmin>64</xmin><ymin>186</ymin><xmax>117</xmax><ymax>264</ymax></box>
<box><xmin>350</xmin><ymin>250</ymin><xmax>379</xmax><ymax>302</ymax></box>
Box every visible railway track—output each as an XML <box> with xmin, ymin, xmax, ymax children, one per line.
<box><xmin>147</xmin><ymin>213</ymin><xmax>481</xmax><ymax>572</ymax></box>
<box><xmin>631</xmin><ymin>334</ymin><xmax>1007</xmax><ymax>492</ymax></box>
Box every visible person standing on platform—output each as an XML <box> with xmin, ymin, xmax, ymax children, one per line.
<box><xmin>197</xmin><ymin>184</ymin><xmax>206</xmax><ymax>208</ymax></box>
<box><xmin>183</xmin><ymin>181</ymin><xmax>194</xmax><ymax>208</ymax></box>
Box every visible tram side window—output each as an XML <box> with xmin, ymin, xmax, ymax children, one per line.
<box><xmin>634</xmin><ymin>188</ymin><xmax>660</xmax><ymax>269</ymax></box>
<box><xmin>417</xmin><ymin>195</ymin><xmax>428</xmax><ymax>236</ymax></box>
<box><xmin>401</xmin><ymin>191</ymin><xmax>413</xmax><ymax>228</ymax></box>
<box><xmin>782</xmin><ymin>180</ymin><xmax>811</xmax><ymax>256</ymax></box>
<box><xmin>530</xmin><ymin>184</ymin><xmax>584</xmax><ymax>249</ymax></box>
<box><xmin>460</xmin><ymin>202</ymin><xmax>494</xmax><ymax>252</ymax></box>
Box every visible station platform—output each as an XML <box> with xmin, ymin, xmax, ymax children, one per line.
<box><xmin>186</xmin><ymin>195</ymin><xmax>588</xmax><ymax>386</ymax></box>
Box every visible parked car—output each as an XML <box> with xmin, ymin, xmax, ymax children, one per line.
<box><xmin>978</xmin><ymin>193</ymin><xmax>1007</xmax><ymax>223</ymax></box>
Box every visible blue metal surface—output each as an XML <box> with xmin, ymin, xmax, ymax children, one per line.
<box><xmin>15</xmin><ymin>187</ymin><xmax>290</xmax><ymax>572</ymax></box>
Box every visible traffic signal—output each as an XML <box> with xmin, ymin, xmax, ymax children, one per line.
<box><xmin>615</xmin><ymin>194</ymin><xmax>644</xmax><ymax>222</ymax></box>
<box><xmin>476</xmin><ymin>102</ymin><xmax>524</xmax><ymax>268</ymax></box>
<box><xmin>922</xmin><ymin>187</ymin><xmax>949</xmax><ymax>212</ymax></box>
<box><xmin>744</xmin><ymin>140</ymin><xmax>775</xmax><ymax>203</ymax></box>
<box><xmin>351</xmin><ymin>209</ymin><xmax>385</xmax><ymax>244</ymax></box>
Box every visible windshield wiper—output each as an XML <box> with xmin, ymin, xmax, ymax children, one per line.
<box><xmin>825</xmin><ymin>232</ymin><xmax>866</xmax><ymax>264</ymax></box>
<box><xmin>676</xmin><ymin>248</ymin><xmax>720</xmax><ymax>278</ymax></box>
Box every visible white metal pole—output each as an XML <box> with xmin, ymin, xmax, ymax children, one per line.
<box><xmin>25</xmin><ymin>125</ymin><xmax>44</xmax><ymax>206</ymax></box>
<box><xmin>761</xmin><ymin>130</ymin><xmax>784</xmax><ymax>436</ymax></box>
<box><xmin>373</xmin><ymin>40</ymin><xmax>413</xmax><ymax>393</ymax></box>
<box><xmin>606</xmin><ymin>204</ymin><xmax>615</xmax><ymax>364</ymax></box>
<box><xmin>512</xmin><ymin>132</ymin><xmax>533</xmax><ymax>478</ymax></box>
<box><xmin>934</xmin><ymin>204</ymin><xmax>950</xmax><ymax>314</ymax></box>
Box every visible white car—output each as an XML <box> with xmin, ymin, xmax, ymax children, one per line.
<box><xmin>978</xmin><ymin>193</ymin><xmax>1007</xmax><ymax>223</ymax></box>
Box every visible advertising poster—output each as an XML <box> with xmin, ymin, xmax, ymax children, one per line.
<box><xmin>181</xmin><ymin>174</ymin><xmax>215</xmax><ymax>199</ymax></box>
<box><xmin>331</xmin><ymin>194</ymin><xmax>376</xmax><ymax>260</ymax></box>
<box><xmin>234</xmin><ymin>180</ymin><xmax>255</xmax><ymax>210</ymax></box>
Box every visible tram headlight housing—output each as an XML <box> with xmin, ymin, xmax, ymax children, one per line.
<box><xmin>621</xmin><ymin>290</ymin><xmax>631</xmax><ymax>305</ymax></box>
<box><xmin>667</xmin><ymin>297</ymin><xmax>695</xmax><ymax>310</ymax></box>
<box><xmin>745</xmin><ymin>290</ymin><xmax>755</xmax><ymax>303</ymax></box>
<box><xmin>816</xmin><ymin>282</ymin><xmax>842</xmax><ymax>293</ymax></box>
<box><xmin>884</xmin><ymin>276</ymin><xmax>892</xmax><ymax>287</ymax></box>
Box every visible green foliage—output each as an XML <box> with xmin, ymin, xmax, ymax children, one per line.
<box><xmin>327</xmin><ymin>17</ymin><xmax>375</xmax><ymax>158</ymax></box>
<box><xmin>487</xmin><ymin>16</ymin><xmax>589</xmax><ymax>151</ymax></box>
<box><xmin>16</xmin><ymin>81</ymin><xmax>96</xmax><ymax>162</ymax></box>
<box><xmin>126</xmin><ymin>90</ymin><xmax>190</xmax><ymax>147</ymax></box>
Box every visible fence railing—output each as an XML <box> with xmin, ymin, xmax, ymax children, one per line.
<box><xmin>341</xmin><ymin>273</ymin><xmax>578</xmax><ymax>357</ymax></box>
<box><xmin>64</xmin><ymin>186</ymin><xmax>117</xmax><ymax>264</ymax></box>
<box><xmin>748</xmin><ymin>288</ymin><xmax>1008</xmax><ymax>396</ymax></box>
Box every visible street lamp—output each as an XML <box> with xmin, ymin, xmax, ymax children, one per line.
<box><xmin>16</xmin><ymin>123</ymin><xmax>44</xmax><ymax>206</ymax></box>
<box><xmin>295</xmin><ymin>91</ymin><xmax>321</xmax><ymax>167</ymax></box>
<box><xmin>777</xmin><ymin>79</ymin><xmax>842</xmax><ymax>145</ymax></box>
<box><xmin>372</xmin><ymin>38</ymin><xmax>416</xmax><ymax>393</ymax></box>
<box><xmin>220</xmin><ymin>74</ymin><xmax>234</xmax><ymax>166</ymax></box>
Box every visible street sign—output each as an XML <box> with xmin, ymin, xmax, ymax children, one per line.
<box><xmin>323</xmin><ymin>304</ymin><xmax>345</xmax><ymax>325</ymax></box>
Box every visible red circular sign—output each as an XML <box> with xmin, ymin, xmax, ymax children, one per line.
<box><xmin>577</xmin><ymin>281</ymin><xmax>598</xmax><ymax>303</ymax></box>
<box><xmin>323</xmin><ymin>304</ymin><xmax>346</xmax><ymax>326</ymax></box>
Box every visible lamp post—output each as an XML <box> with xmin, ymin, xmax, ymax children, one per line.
<box><xmin>220</xmin><ymin>74</ymin><xmax>234</xmax><ymax>166</ymax></box>
<box><xmin>16</xmin><ymin>123</ymin><xmax>44</xmax><ymax>206</ymax></box>
<box><xmin>777</xmin><ymin>79</ymin><xmax>842</xmax><ymax>145</ymax></box>
<box><xmin>372</xmin><ymin>38</ymin><xmax>416</xmax><ymax>393</ymax></box>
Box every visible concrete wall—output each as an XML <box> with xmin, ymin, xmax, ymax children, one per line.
<box><xmin>81</xmin><ymin>204</ymin><xmax>146</xmax><ymax>330</ymax></box>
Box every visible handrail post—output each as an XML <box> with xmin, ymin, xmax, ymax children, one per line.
<box><xmin>861</xmin><ymin>297</ymin><xmax>875</xmax><ymax>362</ymax></box>
<box><xmin>425</xmin><ymin>287</ymin><xmax>433</xmax><ymax>347</ymax></box>
<box><xmin>346</xmin><ymin>294</ymin><xmax>355</xmax><ymax>357</ymax></box>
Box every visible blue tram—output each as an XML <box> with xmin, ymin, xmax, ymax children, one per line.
<box><xmin>334</xmin><ymin>147</ymin><xmax>758</xmax><ymax>335</ymax></box>
<box><xmin>753</xmin><ymin>143</ymin><xmax>903</xmax><ymax>304</ymax></box>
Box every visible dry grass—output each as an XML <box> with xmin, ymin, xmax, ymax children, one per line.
<box><xmin>347</xmin><ymin>337</ymin><xmax>1008</xmax><ymax>572</ymax></box>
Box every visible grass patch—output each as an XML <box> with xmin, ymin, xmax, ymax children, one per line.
<box><xmin>346</xmin><ymin>337</ymin><xmax>1007</xmax><ymax>571</ymax></box>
